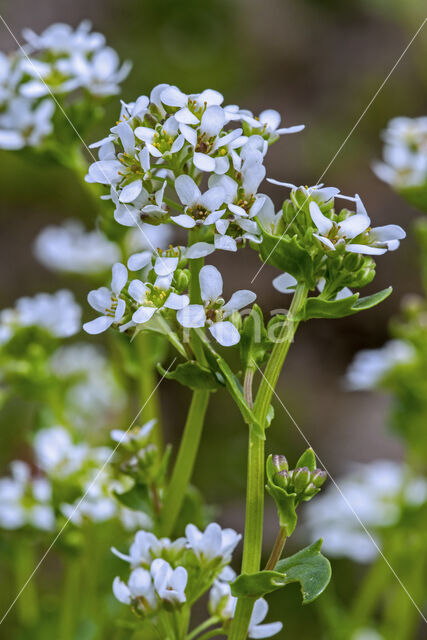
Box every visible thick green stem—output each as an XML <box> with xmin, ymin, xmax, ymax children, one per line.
<box><xmin>59</xmin><ymin>556</ymin><xmax>81</xmax><ymax>640</ymax></box>
<box><xmin>136</xmin><ymin>331</ymin><xmax>163</xmax><ymax>450</ymax></box>
<box><xmin>264</xmin><ymin>526</ymin><xmax>287</xmax><ymax>570</ymax></box>
<box><xmin>229</xmin><ymin>283</ymin><xmax>308</xmax><ymax>640</ymax></box>
<box><xmin>157</xmin><ymin>389</ymin><xmax>210</xmax><ymax>537</ymax></box>
<box><xmin>14</xmin><ymin>543</ymin><xmax>39</xmax><ymax>628</ymax></box>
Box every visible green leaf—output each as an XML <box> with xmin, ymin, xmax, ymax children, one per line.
<box><xmin>295</xmin><ymin>448</ymin><xmax>316</xmax><ymax>471</ymax></box>
<box><xmin>240</xmin><ymin>304</ymin><xmax>271</xmax><ymax>370</ymax></box>
<box><xmin>231</xmin><ymin>540</ymin><xmax>331</xmax><ymax>604</ymax></box>
<box><xmin>297</xmin><ymin>287</ymin><xmax>392</xmax><ymax>321</ymax></box>
<box><xmin>266</xmin><ymin>483</ymin><xmax>298</xmax><ymax>535</ymax></box>
<box><xmin>157</xmin><ymin>361</ymin><xmax>223</xmax><ymax>391</ymax></box>
<box><xmin>114</xmin><ymin>483</ymin><xmax>152</xmax><ymax>513</ymax></box>
<box><xmin>257</xmin><ymin>229</ymin><xmax>316</xmax><ymax>288</ymax></box>
<box><xmin>202</xmin><ymin>338</ymin><xmax>264</xmax><ymax>438</ymax></box>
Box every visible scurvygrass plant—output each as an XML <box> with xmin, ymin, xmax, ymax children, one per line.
<box><xmin>0</xmin><ymin>21</ymin><xmax>408</xmax><ymax>640</ymax></box>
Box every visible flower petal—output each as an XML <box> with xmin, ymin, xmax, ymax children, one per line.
<box><xmin>83</xmin><ymin>315</ymin><xmax>114</xmax><ymax>334</ymax></box>
<box><xmin>132</xmin><ymin>306</ymin><xmax>156</xmax><ymax>323</ymax></box>
<box><xmin>272</xmin><ymin>273</ymin><xmax>297</xmax><ymax>294</ymax></box>
<box><xmin>200</xmin><ymin>105</ymin><xmax>225</xmax><ymax>137</ymax></box>
<box><xmin>111</xmin><ymin>263</ymin><xmax>127</xmax><ymax>293</ymax></box>
<box><xmin>164</xmin><ymin>293</ymin><xmax>189</xmax><ymax>310</ymax></box>
<box><xmin>309</xmin><ymin>201</ymin><xmax>333</xmax><ymax>235</ymax></box>
<box><xmin>346</xmin><ymin>243</ymin><xmax>386</xmax><ymax>255</ymax></box>
<box><xmin>175</xmin><ymin>107</ymin><xmax>199</xmax><ymax>125</ymax></box>
<box><xmin>223</xmin><ymin>290</ymin><xmax>256</xmax><ymax>313</ymax></box>
<box><xmin>175</xmin><ymin>175</ymin><xmax>200</xmax><ymax>206</ymax></box>
<box><xmin>186</xmin><ymin>242</ymin><xmax>216</xmax><ymax>259</ymax></box>
<box><xmin>171</xmin><ymin>214</ymin><xmax>196</xmax><ymax>228</ymax></box>
<box><xmin>199</xmin><ymin>265</ymin><xmax>223</xmax><ymax>301</ymax></box>
<box><xmin>128</xmin><ymin>279</ymin><xmax>148</xmax><ymax>303</ymax></box>
<box><xmin>337</xmin><ymin>213</ymin><xmax>370</xmax><ymax>239</ymax></box>
<box><xmin>209</xmin><ymin>321</ymin><xmax>240</xmax><ymax>346</ymax></box>
<box><xmin>127</xmin><ymin>251</ymin><xmax>152</xmax><ymax>271</ymax></box>
<box><xmin>194</xmin><ymin>152</ymin><xmax>216</xmax><ymax>172</ymax></box>
<box><xmin>176</xmin><ymin>304</ymin><xmax>206</xmax><ymax>328</ymax></box>
<box><xmin>119</xmin><ymin>180</ymin><xmax>142</xmax><ymax>203</ymax></box>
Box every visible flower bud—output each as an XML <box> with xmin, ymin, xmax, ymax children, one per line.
<box><xmin>302</xmin><ymin>482</ymin><xmax>319</xmax><ymax>498</ymax></box>
<box><xmin>272</xmin><ymin>454</ymin><xmax>288</xmax><ymax>472</ymax></box>
<box><xmin>175</xmin><ymin>269</ymin><xmax>190</xmax><ymax>292</ymax></box>
<box><xmin>293</xmin><ymin>466</ymin><xmax>311</xmax><ymax>493</ymax></box>
<box><xmin>311</xmin><ymin>469</ymin><xmax>327</xmax><ymax>488</ymax></box>
<box><xmin>343</xmin><ymin>252</ymin><xmax>361</xmax><ymax>271</ymax></box>
<box><xmin>275</xmin><ymin>470</ymin><xmax>290</xmax><ymax>489</ymax></box>
<box><xmin>229</xmin><ymin>310</ymin><xmax>243</xmax><ymax>331</ymax></box>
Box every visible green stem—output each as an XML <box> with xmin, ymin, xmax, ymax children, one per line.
<box><xmin>136</xmin><ymin>331</ymin><xmax>163</xmax><ymax>450</ymax></box>
<box><xmin>187</xmin><ymin>617</ymin><xmax>221</xmax><ymax>640</ymax></box>
<box><xmin>229</xmin><ymin>282</ymin><xmax>308</xmax><ymax>640</ymax></box>
<box><xmin>157</xmin><ymin>389</ymin><xmax>210</xmax><ymax>537</ymax></box>
<box><xmin>59</xmin><ymin>556</ymin><xmax>81</xmax><ymax>640</ymax></box>
<box><xmin>14</xmin><ymin>542</ymin><xmax>39</xmax><ymax>628</ymax></box>
<box><xmin>196</xmin><ymin>629</ymin><xmax>226</xmax><ymax>640</ymax></box>
<box><xmin>264</xmin><ymin>526</ymin><xmax>287</xmax><ymax>570</ymax></box>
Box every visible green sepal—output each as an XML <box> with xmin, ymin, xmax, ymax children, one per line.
<box><xmin>240</xmin><ymin>304</ymin><xmax>271</xmax><ymax>370</ymax></box>
<box><xmin>157</xmin><ymin>361</ymin><xmax>224</xmax><ymax>391</ymax></box>
<box><xmin>295</xmin><ymin>448</ymin><xmax>316</xmax><ymax>471</ymax></box>
<box><xmin>231</xmin><ymin>540</ymin><xmax>331</xmax><ymax>604</ymax></box>
<box><xmin>297</xmin><ymin>287</ymin><xmax>392</xmax><ymax>321</ymax></box>
<box><xmin>257</xmin><ymin>229</ymin><xmax>316</xmax><ymax>288</ymax></box>
<box><xmin>202</xmin><ymin>338</ymin><xmax>264</xmax><ymax>438</ymax></box>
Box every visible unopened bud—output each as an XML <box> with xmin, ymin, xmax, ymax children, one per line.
<box><xmin>272</xmin><ymin>454</ymin><xmax>288</xmax><ymax>472</ymax></box>
<box><xmin>343</xmin><ymin>252</ymin><xmax>361</xmax><ymax>271</ymax></box>
<box><xmin>293</xmin><ymin>466</ymin><xmax>311</xmax><ymax>493</ymax></box>
<box><xmin>275</xmin><ymin>470</ymin><xmax>290</xmax><ymax>489</ymax></box>
<box><xmin>303</xmin><ymin>482</ymin><xmax>319</xmax><ymax>498</ymax></box>
<box><xmin>175</xmin><ymin>269</ymin><xmax>190</xmax><ymax>292</ymax></box>
<box><xmin>311</xmin><ymin>469</ymin><xmax>327</xmax><ymax>488</ymax></box>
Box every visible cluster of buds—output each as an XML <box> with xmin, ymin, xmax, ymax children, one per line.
<box><xmin>270</xmin><ymin>454</ymin><xmax>327</xmax><ymax>504</ymax></box>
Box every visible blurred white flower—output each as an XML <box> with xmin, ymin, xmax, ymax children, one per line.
<box><xmin>373</xmin><ymin>116</ymin><xmax>427</xmax><ymax>188</ymax></box>
<box><xmin>0</xmin><ymin>461</ymin><xmax>55</xmax><ymax>531</ymax></box>
<box><xmin>0</xmin><ymin>290</ymin><xmax>81</xmax><ymax>343</ymax></box>
<box><xmin>34</xmin><ymin>220</ymin><xmax>120</xmax><ymax>274</ymax></box>
<box><xmin>305</xmin><ymin>460</ymin><xmax>427</xmax><ymax>563</ymax></box>
<box><xmin>185</xmin><ymin>522</ymin><xmax>241</xmax><ymax>564</ymax></box>
<box><xmin>151</xmin><ymin>558</ymin><xmax>188</xmax><ymax>605</ymax></box>
<box><xmin>345</xmin><ymin>340</ymin><xmax>415</xmax><ymax>391</ymax></box>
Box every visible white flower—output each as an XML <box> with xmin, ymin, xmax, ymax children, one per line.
<box><xmin>242</xmin><ymin>108</ymin><xmax>305</xmax><ymax>140</ymax></box>
<box><xmin>151</xmin><ymin>558</ymin><xmax>188</xmax><ymax>605</ymax></box>
<box><xmin>0</xmin><ymin>97</ymin><xmax>54</xmax><ymax>149</ymax></box>
<box><xmin>309</xmin><ymin>197</ymin><xmax>406</xmax><ymax>255</ymax></box>
<box><xmin>111</xmin><ymin>419</ymin><xmax>156</xmax><ymax>446</ymax></box>
<box><xmin>112</xmin><ymin>530</ymin><xmax>187</xmax><ymax>568</ymax></box>
<box><xmin>273</xmin><ymin>273</ymin><xmax>352</xmax><ymax>300</ymax></box>
<box><xmin>23</xmin><ymin>21</ymin><xmax>106</xmax><ymax>55</ymax></box>
<box><xmin>305</xmin><ymin>460</ymin><xmax>427</xmax><ymax>563</ymax></box>
<box><xmin>34</xmin><ymin>220</ymin><xmax>120</xmax><ymax>274</ymax></box>
<box><xmin>0</xmin><ymin>461</ymin><xmax>55</xmax><ymax>532</ymax></box>
<box><xmin>177</xmin><ymin>265</ymin><xmax>256</xmax><ymax>346</ymax></box>
<box><xmin>185</xmin><ymin>522</ymin><xmax>241</xmax><ymax>564</ymax></box>
<box><xmin>59</xmin><ymin>47</ymin><xmax>131</xmax><ymax>97</ymax></box>
<box><xmin>128</xmin><ymin>276</ymin><xmax>189</xmax><ymax>325</ymax></box>
<box><xmin>373</xmin><ymin>116</ymin><xmax>427</xmax><ymax>188</ymax></box>
<box><xmin>83</xmin><ymin>263</ymin><xmax>127</xmax><ymax>334</ymax></box>
<box><xmin>113</xmin><ymin>567</ymin><xmax>156</xmax><ymax>611</ymax></box>
<box><xmin>248</xmin><ymin>598</ymin><xmax>283</xmax><ymax>638</ymax></box>
<box><xmin>0</xmin><ymin>290</ymin><xmax>81</xmax><ymax>342</ymax></box>
<box><xmin>344</xmin><ymin>340</ymin><xmax>415</xmax><ymax>391</ymax></box>
<box><xmin>172</xmin><ymin>174</ymin><xmax>226</xmax><ymax>229</ymax></box>
<box><xmin>267</xmin><ymin>179</ymin><xmax>340</xmax><ymax>204</ymax></box>
<box><xmin>34</xmin><ymin>426</ymin><xmax>85</xmax><ymax>475</ymax></box>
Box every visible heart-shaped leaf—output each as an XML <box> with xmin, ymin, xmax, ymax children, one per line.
<box><xmin>231</xmin><ymin>540</ymin><xmax>331</xmax><ymax>604</ymax></box>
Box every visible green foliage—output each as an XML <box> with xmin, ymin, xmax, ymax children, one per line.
<box><xmin>231</xmin><ymin>540</ymin><xmax>331</xmax><ymax>604</ymax></box>
<box><xmin>257</xmin><ymin>230</ymin><xmax>316</xmax><ymax>288</ymax></box>
<box><xmin>297</xmin><ymin>287</ymin><xmax>392</xmax><ymax>320</ymax></box>
<box><xmin>240</xmin><ymin>305</ymin><xmax>271</xmax><ymax>370</ymax></box>
<box><xmin>157</xmin><ymin>361</ymin><xmax>224</xmax><ymax>390</ymax></box>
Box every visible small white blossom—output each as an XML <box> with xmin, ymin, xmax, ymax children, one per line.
<box><xmin>345</xmin><ymin>340</ymin><xmax>415</xmax><ymax>391</ymax></box>
<box><xmin>177</xmin><ymin>265</ymin><xmax>256</xmax><ymax>346</ymax></box>
<box><xmin>34</xmin><ymin>220</ymin><xmax>120</xmax><ymax>274</ymax></box>
<box><xmin>111</xmin><ymin>419</ymin><xmax>157</xmax><ymax>446</ymax></box>
<box><xmin>151</xmin><ymin>558</ymin><xmax>188</xmax><ymax>605</ymax></box>
<box><xmin>83</xmin><ymin>263</ymin><xmax>127</xmax><ymax>334</ymax></box>
<box><xmin>185</xmin><ymin>522</ymin><xmax>241</xmax><ymax>564</ymax></box>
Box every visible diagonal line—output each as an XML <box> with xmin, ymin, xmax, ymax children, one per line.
<box><xmin>0</xmin><ymin>14</ymin><xmax>166</xmax><ymax>263</ymax></box>
<box><xmin>254</xmin><ymin>362</ymin><xmax>427</xmax><ymax>624</ymax></box>
<box><xmin>0</xmin><ymin>357</ymin><xmax>176</xmax><ymax>627</ymax></box>
<box><xmin>251</xmin><ymin>16</ymin><xmax>427</xmax><ymax>284</ymax></box>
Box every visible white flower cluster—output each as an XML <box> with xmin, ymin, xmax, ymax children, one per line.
<box><xmin>0</xmin><ymin>289</ymin><xmax>81</xmax><ymax>344</ymax></box>
<box><xmin>112</xmin><ymin>523</ymin><xmax>241</xmax><ymax>612</ymax></box>
<box><xmin>267</xmin><ymin>181</ymin><xmax>406</xmax><ymax>256</ymax></box>
<box><xmin>0</xmin><ymin>460</ymin><xmax>55</xmax><ymax>531</ymax></box>
<box><xmin>0</xmin><ymin>425</ymin><xmax>153</xmax><ymax>533</ymax></box>
<box><xmin>373</xmin><ymin>116</ymin><xmax>427</xmax><ymax>188</ymax></box>
<box><xmin>85</xmin><ymin>84</ymin><xmax>303</xmax><ymax>250</ymax></box>
<box><xmin>34</xmin><ymin>220</ymin><xmax>121</xmax><ymax>275</ymax></box>
<box><xmin>84</xmin><ymin>261</ymin><xmax>256</xmax><ymax>347</ymax></box>
<box><xmin>50</xmin><ymin>343</ymin><xmax>126</xmax><ymax>431</ymax></box>
<box><xmin>305</xmin><ymin>460</ymin><xmax>427</xmax><ymax>563</ymax></box>
<box><xmin>0</xmin><ymin>21</ymin><xmax>130</xmax><ymax>150</ymax></box>
<box><xmin>344</xmin><ymin>340</ymin><xmax>415</xmax><ymax>391</ymax></box>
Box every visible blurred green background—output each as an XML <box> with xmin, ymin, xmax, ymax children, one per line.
<box><xmin>0</xmin><ymin>0</ymin><xmax>427</xmax><ymax>637</ymax></box>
